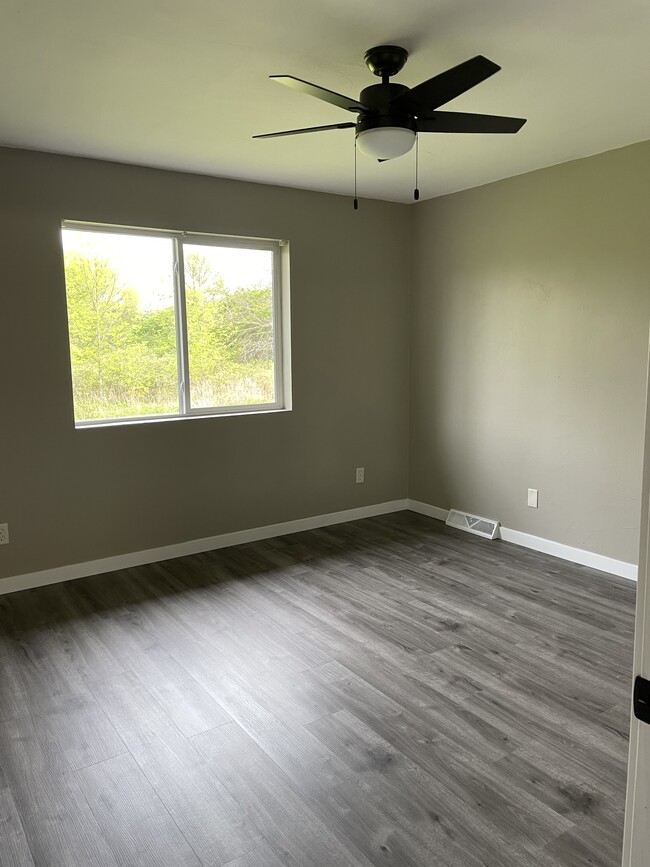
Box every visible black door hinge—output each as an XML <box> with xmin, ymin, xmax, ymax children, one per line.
<box><xmin>633</xmin><ymin>676</ymin><xmax>650</xmax><ymax>724</ymax></box>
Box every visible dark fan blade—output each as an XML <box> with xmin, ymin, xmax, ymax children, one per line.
<box><xmin>417</xmin><ymin>111</ymin><xmax>526</xmax><ymax>134</ymax></box>
<box><xmin>391</xmin><ymin>55</ymin><xmax>501</xmax><ymax>114</ymax></box>
<box><xmin>253</xmin><ymin>122</ymin><xmax>355</xmax><ymax>140</ymax></box>
<box><xmin>270</xmin><ymin>75</ymin><xmax>367</xmax><ymax>112</ymax></box>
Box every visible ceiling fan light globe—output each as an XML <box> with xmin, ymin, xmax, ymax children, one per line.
<box><xmin>356</xmin><ymin>127</ymin><xmax>416</xmax><ymax>160</ymax></box>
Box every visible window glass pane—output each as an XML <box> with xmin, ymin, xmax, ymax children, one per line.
<box><xmin>184</xmin><ymin>244</ymin><xmax>276</xmax><ymax>409</ymax></box>
<box><xmin>62</xmin><ymin>229</ymin><xmax>178</xmax><ymax>422</ymax></box>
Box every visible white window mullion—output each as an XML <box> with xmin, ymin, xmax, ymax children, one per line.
<box><xmin>271</xmin><ymin>245</ymin><xmax>284</xmax><ymax>407</ymax></box>
<box><xmin>173</xmin><ymin>239</ymin><xmax>192</xmax><ymax>414</ymax></box>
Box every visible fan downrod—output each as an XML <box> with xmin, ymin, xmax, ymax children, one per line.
<box><xmin>363</xmin><ymin>45</ymin><xmax>408</xmax><ymax>83</ymax></box>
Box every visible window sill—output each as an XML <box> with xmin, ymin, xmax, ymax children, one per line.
<box><xmin>74</xmin><ymin>406</ymin><xmax>291</xmax><ymax>430</ymax></box>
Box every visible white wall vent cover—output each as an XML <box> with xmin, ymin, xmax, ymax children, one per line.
<box><xmin>446</xmin><ymin>509</ymin><xmax>499</xmax><ymax>540</ymax></box>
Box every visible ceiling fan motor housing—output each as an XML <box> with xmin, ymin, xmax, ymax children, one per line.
<box><xmin>356</xmin><ymin>83</ymin><xmax>416</xmax><ymax>134</ymax></box>
<box><xmin>355</xmin><ymin>82</ymin><xmax>416</xmax><ymax>159</ymax></box>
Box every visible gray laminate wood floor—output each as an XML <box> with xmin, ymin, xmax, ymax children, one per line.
<box><xmin>0</xmin><ymin>512</ymin><xmax>635</xmax><ymax>867</ymax></box>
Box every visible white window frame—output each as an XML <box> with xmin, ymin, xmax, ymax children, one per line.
<box><xmin>61</xmin><ymin>221</ymin><xmax>291</xmax><ymax>428</ymax></box>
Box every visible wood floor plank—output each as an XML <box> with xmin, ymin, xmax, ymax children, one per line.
<box><xmin>492</xmin><ymin>746</ymin><xmax>619</xmax><ymax>824</ymax></box>
<box><xmin>40</xmin><ymin>694</ymin><xmax>127</xmax><ymax>772</ymax></box>
<box><xmin>76</xmin><ymin>752</ymin><xmax>202</xmax><ymax>866</ymax></box>
<box><xmin>222</xmin><ymin>843</ymin><xmax>288</xmax><ymax>867</ymax></box>
<box><xmin>456</xmin><ymin>679</ymin><xmax>629</xmax><ymax>790</ymax></box>
<box><xmin>127</xmin><ymin>641</ymin><xmax>232</xmax><ymax>737</ymax></box>
<box><xmin>0</xmin><ymin>627</ymin><xmax>97</xmax><ymax>722</ymax></box>
<box><xmin>598</xmin><ymin>699</ymin><xmax>632</xmax><ymax>740</ymax></box>
<box><xmin>190</xmin><ymin>671</ymin><xmax>447</xmax><ymax>867</ymax></box>
<box><xmin>0</xmin><ymin>718</ymin><xmax>119</xmax><ymax>866</ymax></box>
<box><xmin>305</xmin><ymin>659</ymin><xmax>513</xmax><ymax>763</ymax></box>
<box><xmin>544</xmin><ymin>814</ymin><xmax>626</xmax><ymax>867</ymax></box>
<box><xmin>0</xmin><ymin>582</ymin><xmax>126</xmax><ymax>682</ymax></box>
<box><xmin>307</xmin><ymin>708</ymin><xmax>573</xmax><ymax>858</ymax></box>
<box><xmin>191</xmin><ymin>654</ymin><xmax>536</xmax><ymax>867</ymax></box>
<box><xmin>90</xmin><ymin>671</ymin><xmax>263</xmax><ymax>866</ymax></box>
<box><xmin>193</xmin><ymin>721</ymin><xmax>379</xmax><ymax>867</ymax></box>
<box><xmin>0</xmin><ymin>788</ymin><xmax>35</xmax><ymax>866</ymax></box>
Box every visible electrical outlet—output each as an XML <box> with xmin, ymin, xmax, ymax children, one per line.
<box><xmin>0</xmin><ymin>523</ymin><xmax>8</xmax><ymax>545</ymax></box>
<box><xmin>356</xmin><ymin>467</ymin><xmax>365</xmax><ymax>484</ymax></box>
<box><xmin>527</xmin><ymin>489</ymin><xmax>539</xmax><ymax>508</ymax></box>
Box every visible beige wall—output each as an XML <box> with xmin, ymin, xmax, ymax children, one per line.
<box><xmin>0</xmin><ymin>148</ymin><xmax>411</xmax><ymax>581</ymax></box>
<box><xmin>2</xmin><ymin>139</ymin><xmax>649</xmax><ymax>583</ymax></box>
<box><xmin>411</xmin><ymin>140</ymin><xmax>650</xmax><ymax>564</ymax></box>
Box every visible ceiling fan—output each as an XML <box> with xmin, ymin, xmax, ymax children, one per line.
<box><xmin>254</xmin><ymin>45</ymin><xmax>526</xmax><ymax>163</ymax></box>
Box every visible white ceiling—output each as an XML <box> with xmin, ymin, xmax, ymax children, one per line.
<box><xmin>2</xmin><ymin>0</ymin><xmax>649</xmax><ymax>203</ymax></box>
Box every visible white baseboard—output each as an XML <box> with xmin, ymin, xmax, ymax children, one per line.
<box><xmin>0</xmin><ymin>499</ymin><xmax>409</xmax><ymax>596</ymax></box>
<box><xmin>405</xmin><ymin>500</ymin><xmax>450</xmax><ymax>523</ymax></box>
<box><xmin>0</xmin><ymin>496</ymin><xmax>636</xmax><ymax>596</ymax></box>
<box><xmin>498</xmin><ymin>526</ymin><xmax>638</xmax><ymax>581</ymax></box>
<box><xmin>407</xmin><ymin>499</ymin><xmax>638</xmax><ymax>581</ymax></box>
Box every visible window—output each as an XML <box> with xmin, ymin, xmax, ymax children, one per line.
<box><xmin>60</xmin><ymin>222</ymin><xmax>289</xmax><ymax>426</ymax></box>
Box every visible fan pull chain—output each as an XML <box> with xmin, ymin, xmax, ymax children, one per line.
<box><xmin>353</xmin><ymin>136</ymin><xmax>359</xmax><ymax>210</ymax></box>
<box><xmin>414</xmin><ymin>134</ymin><xmax>420</xmax><ymax>201</ymax></box>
